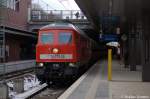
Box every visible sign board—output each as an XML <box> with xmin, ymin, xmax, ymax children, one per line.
<box><xmin>100</xmin><ymin>34</ymin><xmax>119</xmax><ymax>42</ymax></box>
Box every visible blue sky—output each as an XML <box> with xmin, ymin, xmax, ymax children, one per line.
<box><xmin>32</xmin><ymin>0</ymin><xmax>80</xmax><ymax>10</ymax></box>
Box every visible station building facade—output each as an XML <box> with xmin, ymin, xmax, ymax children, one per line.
<box><xmin>0</xmin><ymin>0</ymin><xmax>36</xmax><ymax>62</ymax></box>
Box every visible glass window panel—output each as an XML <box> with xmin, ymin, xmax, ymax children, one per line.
<box><xmin>40</xmin><ymin>33</ymin><xmax>54</xmax><ymax>44</ymax></box>
<box><xmin>59</xmin><ymin>32</ymin><xmax>72</xmax><ymax>44</ymax></box>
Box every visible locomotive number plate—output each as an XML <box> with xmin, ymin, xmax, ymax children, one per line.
<box><xmin>40</xmin><ymin>54</ymin><xmax>73</xmax><ymax>59</ymax></box>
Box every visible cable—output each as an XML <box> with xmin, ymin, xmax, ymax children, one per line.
<box><xmin>57</xmin><ymin>0</ymin><xmax>67</xmax><ymax>10</ymax></box>
<box><xmin>32</xmin><ymin>0</ymin><xmax>56</xmax><ymax>10</ymax></box>
<box><xmin>40</xmin><ymin>0</ymin><xmax>55</xmax><ymax>10</ymax></box>
<box><xmin>41</xmin><ymin>0</ymin><xmax>56</xmax><ymax>10</ymax></box>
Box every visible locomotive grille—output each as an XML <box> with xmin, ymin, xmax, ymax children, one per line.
<box><xmin>40</xmin><ymin>54</ymin><xmax>73</xmax><ymax>59</ymax></box>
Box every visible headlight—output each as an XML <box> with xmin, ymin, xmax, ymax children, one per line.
<box><xmin>38</xmin><ymin>63</ymin><xmax>44</xmax><ymax>67</ymax></box>
<box><xmin>52</xmin><ymin>48</ymin><xmax>59</xmax><ymax>54</ymax></box>
<box><xmin>69</xmin><ymin>63</ymin><xmax>76</xmax><ymax>67</ymax></box>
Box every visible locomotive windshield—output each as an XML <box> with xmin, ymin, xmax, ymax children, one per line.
<box><xmin>59</xmin><ymin>32</ymin><xmax>72</xmax><ymax>44</ymax></box>
<box><xmin>40</xmin><ymin>33</ymin><xmax>54</xmax><ymax>44</ymax></box>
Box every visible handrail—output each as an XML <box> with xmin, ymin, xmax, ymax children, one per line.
<box><xmin>30</xmin><ymin>10</ymin><xmax>87</xmax><ymax>21</ymax></box>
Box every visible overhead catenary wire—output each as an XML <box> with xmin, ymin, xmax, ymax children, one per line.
<box><xmin>40</xmin><ymin>0</ymin><xmax>56</xmax><ymax>10</ymax></box>
<box><xmin>57</xmin><ymin>0</ymin><xmax>68</xmax><ymax>10</ymax></box>
<box><xmin>32</xmin><ymin>0</ymin><xmax>56</xmax><ymax>10</ymax></box>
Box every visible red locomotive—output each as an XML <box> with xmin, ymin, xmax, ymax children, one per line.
<box><xmin>36</xmin><ymin>22</ymin><xmax>97</xmax><ymax>84</ymax></box>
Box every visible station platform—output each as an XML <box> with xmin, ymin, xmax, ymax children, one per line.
<box><xmin>58</xmin><ymin>60</ymin><xmax>150</xmax><ymax>99</ymax></box>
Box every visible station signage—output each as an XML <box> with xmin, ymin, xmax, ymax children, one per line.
<box><xmin>100</xmin><ymin>34</ymin><xmax>119</xmax><ymax>42</ymax></box>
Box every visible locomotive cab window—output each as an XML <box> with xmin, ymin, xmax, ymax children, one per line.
<box><xmin>40</xmin><ymin>33</ymin><xmax>54</xmax><ymax>44</ymax></box>
<box><xmin>59</xmin><ymin>32</ymin><xmax>72</xmax><ymax>44</ymax></box>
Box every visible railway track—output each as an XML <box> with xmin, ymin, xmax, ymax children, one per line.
<box><xmin>0</xmin><ymin>67</ymin><xmax>72</xmax><ymax>99</ymax></box>
<box><xmin>0</xmin><ymin>68</ymin><xmax>35</xmax><ymax>81</ymax></box>
<box><xmin>0</xmin><ymin>69</ymin><xmax>38</xmax><ymax>99</ymax></box>
<box><xmin>1</xmin><ymin>62</ymin><xmax>95</xmax><ymax>99</ymax></box>
<box><xmin>30</xmin><ymin>86</ymin><xmax>66</xmax><ymax>99</ymax></box>
<box><xmin>2</xmin><ymin>71</ymin><xmax>67</xmax><ymax>99</ymax></box>
<box><xmin>13</xmin><ymin>83</ymin><xmax>67</xmax><ymax>99</ymax></box>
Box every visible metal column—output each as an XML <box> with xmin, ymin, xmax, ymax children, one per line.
<box><xmin>142</xmin><ymin>15</ymin><xmax>150</xmax><ymax>82</ymax></box>
<box><xmin>0</xmin><ymin>1</ymin><xmax>8</xmax><ymax>98</ymax></box>
<box><xmin>0</xmin><ymin>0</ymin><xmax>6</xmax><ymax>79</ymax></box>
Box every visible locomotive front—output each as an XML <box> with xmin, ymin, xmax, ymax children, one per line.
<box><xmin>36</xmin><ymin>25</ymin><xmax>79</xmax><ymax>83</ymax></box>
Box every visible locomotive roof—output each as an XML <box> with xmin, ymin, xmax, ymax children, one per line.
<box><xmin>40</xmin><ymin>22</ymin><xmax>91</xmax><ymax>40</ymax></box>
<box><xmin>40</xmin><ymin>22</ymin><xmax>75</xmax><ymax>30</ymax></box>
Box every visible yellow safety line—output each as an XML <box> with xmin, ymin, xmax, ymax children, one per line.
<box><xmin>108</xmin><ymin>49</ymin><xmax>112</xmax><ymax>81</ymax></box>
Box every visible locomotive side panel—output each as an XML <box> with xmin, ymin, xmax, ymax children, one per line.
<box><xmin>77</xmin><ymin>35</ymin><xmax>91</xmax><ymax>66</ymax></box>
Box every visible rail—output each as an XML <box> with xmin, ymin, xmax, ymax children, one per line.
<box><xmin>14</xmin><ymin>83</ymin><xmax>47</xmax><ymax>99</ymax></box>
<box><xmin>30</xmin><ymin>10</ymin><xmax>87</xmax><ymax>21</ymax></box>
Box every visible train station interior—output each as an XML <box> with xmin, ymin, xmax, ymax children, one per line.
<box><xmin>1</xmin><ymin>0</ymin><xmax>150</xmax><ymax>99</ymax></box>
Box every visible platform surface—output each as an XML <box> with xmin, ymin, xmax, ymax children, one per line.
<box><xmin>59</xmin><ymin>60</ymin><xmax>150</xmax><ymax>99</ymax></box>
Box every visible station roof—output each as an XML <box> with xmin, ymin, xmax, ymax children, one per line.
<box><xmin>75</xmin><ymin>0</ymin><xmax>150</xmax><ymax>31</ymax></box>
<box><xmin>75</xmin><ymin>0</ymin><xmax>123</xmax><ymax>30</ymax></box>
<box><xmin>0</xmin><ymin>25</ymin><xmax>37</xmax><ymax>38</ymax></box>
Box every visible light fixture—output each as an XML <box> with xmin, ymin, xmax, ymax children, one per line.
<box><xmin>52</xmin><ymin>48</ymin><xmax>59</xmax><ymax>54</ymax></box>
<box><xmin>69</xmin><ymin>63</ymin><xmax>76</xmax><ymax>67</ymax></box>
<box><xmin>38</xmin><ymin>63</ymin><xmax>44</xmax><ymax>67</ymax></box>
